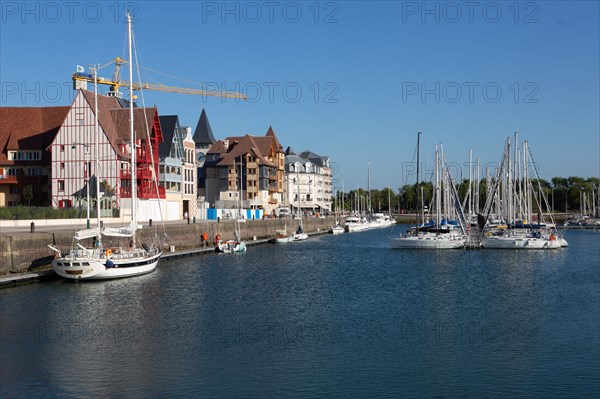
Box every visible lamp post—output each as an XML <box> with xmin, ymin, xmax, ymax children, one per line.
<box><xmin>73</xmin><ymin>143</ymin><xmax>91</xmax><ymax>229</ymax></box>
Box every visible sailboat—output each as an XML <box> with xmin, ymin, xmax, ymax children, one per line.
<box><xmin>293</xmin><ymin>173</ymin><xmax>308</xmax><ymax>241</ymax></box>
<box><xmin>270</xmin><ymin>216</ymin><xmax>294</xmax><ymax>243</ymax></box>
<box><xmin>328</xmin><ymin>189</ymin><xmax>344</xmax><ymax>234</ymax></box>
<box><xmin>390</xmin><ymin>135</ymin><xmax>465</xmax><ymax>249</ymax></box>
<box><xmin>480</xmin><ymin>134</ymin><xmax>562</xmax><ymax>250</ymax></box>
<box><xmin>50</xmin><ymin>13</ymin><xmax>163</xmax><ymax>279</ymax></box>
<box><xmin>217</xmin><ymin>157</ymin><xmax>247</xmax><ymax>252</ymax></box>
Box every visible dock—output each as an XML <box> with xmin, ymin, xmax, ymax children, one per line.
<box><xmin>0</xmin><ymin>229</ymin><xmax>329</xmax><ymax>288</ymax></box>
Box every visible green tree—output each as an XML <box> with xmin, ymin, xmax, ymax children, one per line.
<box><xmin>22</xmin><ymin>185</ymin><xmax>33</xmax><ymax>206</ymax></box>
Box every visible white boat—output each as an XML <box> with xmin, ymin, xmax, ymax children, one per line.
<box><xmin>481</xmin><ymin>231</ymin><xmax>561</xmax><ymax>249</ymax></box>
<box><xmin>270</xmin><ymin>230</ymin><xmax>294</xmax><ymax>243</ymax></box>
<box><xmin>344</xmin><ymin>216</ymin><xmax>368</xmax><ymax>232</ymax></box>
<box><xmin>216</xmin><ymin>239</ymin><xmax>247</xmax><ymax>253</ymax></box>
<box><xmin>51</xmin><ymin>14</ymin><xmax>163</xmax><ymax>280</ymax></box>
<box><xmin>368</xmin><ymin>212</ymin><xmax>396</xmax><ymax>229</ymax></box>
<box><xmin>329</xmin><ymin>221</ymin><xmax>345</xmax><ymax>235</ymax></box>
<box><xmin>390</xmin><ymin>137</ymin><xmax>467</xmax><ymax>250</ymax></box>
<box><xmin>217</xmin><ymin>157</ymin><xmax>247</xmax><ymax>252</ymax></box>
<box><xmin>293</xmin><ymin>226</ymin><xmax>309</xmax><ymax>241</ymax></box>
<box><xmin>390</xmin><ymin>231</ymin><xmax>465</xmax><ymax>249</ymax></box>
<box><xmin>478</xmin><ymin>133</ymin><xmax>567</xmax><ymax>250</ymax></box>
<box><xmin>292</xmin><ymin>171</ymin><xmax>309</xmax><ymax>241</ymax></box>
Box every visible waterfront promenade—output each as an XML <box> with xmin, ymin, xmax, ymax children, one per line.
<box><xmin>0</xmin><ymin>216</ymin><xmax>348</xmax><ymax>278</ymax></box>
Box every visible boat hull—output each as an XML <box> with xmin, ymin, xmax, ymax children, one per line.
<box><xmin>481</xmin><ymin>236</ymin><xmax>561</xmax><ymax>249</ymax></box>
<box><xmin>270</xmin><ymin>235</ymin><xmax>294</xmax><ymax>243</ymax></box>
<box><xmin>293</xmin><ymin>232</ymin><xmax>309</xmax><ymax>241</ymax></box>
<box><xmin>217</xmin><ymin>241</ymin><xmax>247</xmax><ymax>253</ymax></box>
<box><xmin>52</xmin><ymin>251</ymin><xmax>162</xmax><ymax>280</ymax></box>
<box><xmin>389</xmin><ymin>235</ymin><xmax>464</xmax><ymax>249</ymax></box>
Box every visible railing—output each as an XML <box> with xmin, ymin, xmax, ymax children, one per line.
<box><xmin>0</xmin><ymin>175</ymin><xmax>18</xmax><ymax>184</ymax></box>
<box><xmin>0</xmin><ymin>175</ymin><xmax>47</xmax><ymax>185</ymax></box>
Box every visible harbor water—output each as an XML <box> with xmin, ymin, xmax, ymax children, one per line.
<box><xmin>1</xmin><ymin>227</ymin><xmax>599</xmax><ymax>397</ymax></box>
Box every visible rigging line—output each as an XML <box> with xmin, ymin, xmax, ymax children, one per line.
<box><xmin>138</xmin><ymin>65</ymin><xmax>215</xmax><ymax>89</ymax></box>
<box><xmin>98</xmin><ymin>25</ymin><xmax>125</xmax><ymax>70</ymax></box>
<box><xmin>132</xmin><ymin>30</ymin><xmax>166</xmax><ymax>233</ymax></box>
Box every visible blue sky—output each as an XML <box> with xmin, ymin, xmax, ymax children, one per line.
<box><xmin>1</xmin><ymin>1</ymin><xmax>598</xmax><ymax>190</ymax></box>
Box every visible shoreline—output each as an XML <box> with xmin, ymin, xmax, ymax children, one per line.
<box><xmin>0</xmin><ymin>220</ymin><xmax>334</xmax><ymax>288</ymax></box>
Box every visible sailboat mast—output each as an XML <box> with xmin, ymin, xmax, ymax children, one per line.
<box><xmin>416</xmin><ymin>132</ymin><xmax>421</xmax><ymax>227</ymax></box>
<box><xmin>435</xmin><ymin>144</ymin><xmax>440</xmax><ymax>226</ymax></box>
<box><xmin>93</xmin><ymin>65</ymin><xmax>101</xmax><ymax>236</ymax></box>
<box><xmin>368</xmin><ymin>160</ymin><xmax>371</xmax><ymax>215</ymax></box>
<box><xmin>127</xmin><ymin>13</ymin><xmax>137</xmax><ymax>229</ymax></box>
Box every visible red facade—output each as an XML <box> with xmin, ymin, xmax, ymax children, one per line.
<box><xmin>120</xmin><ymin>112</ymin><xmax>166</xmax><ymax>199</ymax></box>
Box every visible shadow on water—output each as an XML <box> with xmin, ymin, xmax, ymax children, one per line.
<box><xmin>1</xmin><ymin>228</ymin><xmax>598</xmax><ymax>397</ymax></box>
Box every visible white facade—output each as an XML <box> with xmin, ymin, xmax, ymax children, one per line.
<box><xmin>182</xmin><ymin>127</ymin><xmax>197</xmax><ymax>219</ymax></box>
<box><xmin>285</xmin><ymin>159</ymin><xmax>333</xmax><ymax>213</ymax></box>
<box><xmin>50</xmin><ymin>91</ymin><xmax>120</xmax><ymax>209</ymax></box>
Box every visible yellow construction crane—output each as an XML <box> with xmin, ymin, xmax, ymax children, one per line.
<box><xmin>73</xmin><ymin>57</ymin><xmax>247</xmax><ymax>100</ymax></box>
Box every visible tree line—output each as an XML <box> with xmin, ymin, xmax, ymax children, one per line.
<box><xmin>332</xmin><ymin>177</ymin><xmax>600</xmax><ymax>214</ymax></box>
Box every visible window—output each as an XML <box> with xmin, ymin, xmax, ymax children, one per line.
<box><xmin>60</xmin><ymin>163</ymin><xmax>65</xmax><ymax>170</ymax></box>
<box><xmin>58</xmin><ymin>180</ymin><xmax>65</xmax><ymax>191</ymax></box>
<box><xmin>60</xmin><ymin>145</ymin><xmax>65</xmax><ymax>152</ymax></box>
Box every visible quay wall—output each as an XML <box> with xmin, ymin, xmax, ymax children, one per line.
<box><xmin>0</xmin><ymin>217</ymin><xmax>342</xmax><ymax>275</ymax></box>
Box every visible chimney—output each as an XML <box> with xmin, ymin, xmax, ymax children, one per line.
<box><xmin>223</xmin><ymin>139</ymin><xmax>229</xmax><ymax>150</ymax></box>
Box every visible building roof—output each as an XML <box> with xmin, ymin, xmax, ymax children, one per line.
<box><xmin>265</xmin><ymin>126</ymin><xmax>283</xmax><ymax>152</ymax></box>
<box><xmin>207</xmin><ymin>127</ymin><xmax>284</xmax><ymax>168</ymax></box>
<box><xmin>158</xmin><ymin>115</ymin><xmax>180</xmax><ymax>158</ymax></box>
<box><xmin>81</xmin><ymin>90</ymin><xmax>160</xmax><ymax>158</ymax></box>
<box><xmin>193</xmin><ymin>108</ymin><xmax>216</xmax><ymax>147</ymax></box>
<box><xmin>0</xmin><ymin>106</ymin><xmax>70</xmax><ymax>164</ymax></box>
<box><xmin>299</xmin><ymin>150</ymin><xmax>329</xmax><ymax>167</ymax></box>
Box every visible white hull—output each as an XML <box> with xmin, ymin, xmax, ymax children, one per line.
<box><xmin>217</xmin><ymin>240</ymin><xmax>247</xmax><ymax>253</ymax></box>
<box><xmin>293</xmin><ymin>232</ymin><xmax>309</xmax><ymax>241</ymax></box>
<box><xmin>271</xmin><ymin>235</ymin><xmax>294</xmax><ymax>243</ymax></box>
<box><xmin>390</xmin><ymin>234</ymin><xmax>464</xmax><ymax>249</ymax></box>
<box><xmin>52</xmin><ymin>251</ymin><xmax>161</xmax><ymax>280</ymax></box>
<box><xmin>345</xmin><ymin>223</ymin><xmax>369</xmax><ymax>232</ymax></box>
<box><xmin>481</xmin><ymin>236</ymin><xmax>561</xmax><ymax>249</ymax></box>
<box><xmin>329</xmin><ymin>226</ymin><xmax>345</xmax><ymax>235</ymax></box>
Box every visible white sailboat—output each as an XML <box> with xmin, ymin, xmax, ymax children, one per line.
<box><xmin>390</xmin><ymin>135</ymin><xmax>465</xmax><ymax>250</ymax></box>
<box><xmin>51</xmin><ymin>13</ymin><xmax>163</xmax><ymax>279</ymax></box>
<box><xmin>329</xmin><ymin>186</ymin><xmax>345</xmax><ymax>234</ymax></box>
<box><xmin>217</xmin><ymin>157</ymin><xmax>247</xmax><ymax>253</ymax></box>
<box><xmin>293</xmin><ymin>173</ymin><xmax>308</xmax><ymax>241</ymax></box>
<box><xmin>480</xmin><ymin>134</ymin><xmax>562</xmax><ymax>250</ymax></box>
<box><xmin>270</xmin><ymin>217</ymin><xmax>294</xmax><ymax>243</ymax></box>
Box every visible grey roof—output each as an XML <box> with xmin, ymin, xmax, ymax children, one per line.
<box><xmin>299</xmin><ymin>150</ymin><xmax>329</xmax><ymax>167</ymax></box>
<box><xmin>285</xmin><ymin>153</ymin><xmax>307</xmax><ymax>172</ymax></box>
<box><xmin>285</xmin><ymin>146</ymin><xmax>296</xmax><ymax>155</ymax></box>
<box><xmin>193</xmin><ymin>109</ymin><xmax>216</xmax><ymax>147</ymax></box>
<box><xmin>116</xmin><ymin>97</ymin><xmax>137</xmax><ymax>109</ymax></box>
<box><xmin>158</xmin><ymin>115</ymin><xmax>180</xmax><ymax>159</ymax></box>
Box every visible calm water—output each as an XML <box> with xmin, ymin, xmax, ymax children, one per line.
<box><xmin>1</xmin><ymin>227</ymin><xmax>599</xmax><ymax>398</ymax></box>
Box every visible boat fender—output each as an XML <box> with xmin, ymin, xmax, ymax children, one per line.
<box><xmin>201</xmin><ymin>232</ymin><xmax>208</xmax><ymax>242</ymax></box>
<box><xmin>215</xmin><ymin>234</ymin><xmax>221</xmax><ymax>243</ymax></box>
<box><xmin>106</xmin><ymin>259</ymin><xmax>115</xmax><ymax>268</ymax></box>
<box><xmin>106</xmin><ymin>248</ymin><xmax>113</xmax><ymax>257</ymax></box>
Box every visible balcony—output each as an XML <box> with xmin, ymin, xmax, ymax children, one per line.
<box><xmin>0</xmin><ymin>175</ymin><xmax>17</xmax><ymax>184</ymax></box>
<box><xmin>0</xmin><ymin>175</ymin><xmax>48</xmax><ymax>185</ymax></box>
